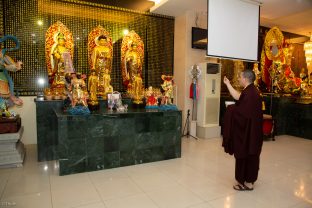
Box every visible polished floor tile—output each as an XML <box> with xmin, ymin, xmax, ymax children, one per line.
<box><xmin>0</xmin><ymin>169</ymin><xmax>12</xmax><ymax>197</ymax></box>
<box><xmin>1</xmin><ymin>191</ymin><xmax>52</xmax><ymax>208</ymax></box>
<box><xmin>207</xmin><ymin>192</ymin><xmax>267</xmax><ymax>208</ymax></box>
<box><xmin>95</xmin><ymin>178</ymin><xmax>143</xmax><ymax>201</ymax></box>
<box><xmin>145</xmin><ymin>184</ymin><xmax>203</xmax><ymax>208</ymax></box>
<box><xmin>73</xmin><ymin>202</ymin><xmax>107</xmax><ymax>208</ymax></box>
<box><xmin>103</xmin><ymin>193</ymin><xmax>158</xmax><ymax>208</ymax></box>
<box><xmin>130</xmin><ymin>171</ymin><xmax>180</xmax><ymax>192</ymax></box>
<box><xmin>0</xmin><ymin>135</ymin><xmax>311</xmax><ymax>208</ymax></box>
<box><xmin>50</xmin><ymin>173</ymin><xmax>102</xmax><ymax>208</ymax></box>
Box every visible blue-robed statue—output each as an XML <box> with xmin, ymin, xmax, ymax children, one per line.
<box><xmin>0</xmin><ymin>35</ymin><xmax>23</xmax><ymax>116</ymax></box>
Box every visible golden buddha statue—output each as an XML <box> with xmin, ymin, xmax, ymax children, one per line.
<box><xmin>87</xmin><ymin>70</ymin><xmax>99</xmax><ymax>106</ymax></box>
<box><xmin>121</xmin><ymin>31</ymin><xmax>144</xmax><ymax>104</ymax></box>
<box><xmin>88</xmin><ymin>26</ymin><xmax>113</xmax><ymax>99</ymax></box>
<box><xmin>51</xmin><ymin>33</ymin><xmax>67</xmax><ymax>85</ymax></box>
<box><xmin>92</xmin><ymin>35</ymin><xmax>113</xmax><ymax>97</ymax></box>
<box><xmin>232</xmin><ymin>60</ymin><xmax>245</xmax><ymax>90</ymax></box>
<box><xmin>125</xmin><ymin>42</ymin><xmax>144</xmax><ymax>103</ymax></box>
<box><xmin>45</xmin><ymin>21</ymin><xmax>74</xmax><ymax>98</ymax></box>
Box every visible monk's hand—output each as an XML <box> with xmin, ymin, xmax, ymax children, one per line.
<box><xmin>223</xmin><ymin>76</ymin><xmax>230</xmax><ymax>85</ymax></box>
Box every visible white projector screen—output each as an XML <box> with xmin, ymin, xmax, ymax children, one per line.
<box><xmin>207</xmin><ymin>0</ymin><xmax>260</xmax><ymax>62</ymax></box>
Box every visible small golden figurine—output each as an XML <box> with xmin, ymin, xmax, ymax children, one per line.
<box><xmin>87</xmin><ymin>70</ymin><xmax>99</xmax><ymax>107</ymax></box>
<box><xmin>121</xmin><ymin>31</ymin><xmax>144</xmax><ymax>104</ymax></box>
<box><xmin>88</xmin><ymin>26</ymin><xmax>113</xmax><ymax>99</ymax></box>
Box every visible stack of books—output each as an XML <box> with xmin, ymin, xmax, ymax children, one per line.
<box><xmin>0</xmin><ymin>126</ymin><xmax>25</xmax><ymax>168</ymax></box>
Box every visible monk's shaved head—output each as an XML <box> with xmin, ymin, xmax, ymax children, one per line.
<box><xmin>241</xmin><ymin>69</ymin><xmax>256</xmax><ymax>84</ymax></box>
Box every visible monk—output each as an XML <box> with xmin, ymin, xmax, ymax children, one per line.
<box><xmin>223</xmin><ymin>69</ymin><xmax>263</xmax><ymax>191</ymax></box>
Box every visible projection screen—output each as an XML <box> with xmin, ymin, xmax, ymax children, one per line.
<box><xmin>207</xmin><ymin>0</ymin><xmax>260</xmax><ymax>62</ymax></box>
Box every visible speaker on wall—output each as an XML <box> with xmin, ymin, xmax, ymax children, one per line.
<box><xmin>206</xmin><ymin>63</ymin><xmax>220</xmax><ymax>74</ymax></box>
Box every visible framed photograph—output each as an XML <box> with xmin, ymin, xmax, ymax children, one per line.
<box><xmin>107</xmin><ymin>92</ymin><xmax>120</xmax><ymax>101</ymax></box>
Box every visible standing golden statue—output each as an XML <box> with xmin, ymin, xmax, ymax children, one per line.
<box><xmin>88</xmin><ymin>25</ymin><xmax>113</xmax><ymax>99</ymax></box>
<box><xmin>121</xmin><ymin>31</ymin><xmax>144</xmax><ymax>104</ymax></box>
<box><xmin>87</xmin><ymin>70</ymin><xmax>99</xmax><ymax>107</ymax></box>
<box><xmin>45</xmin><ymin>21</ymin><xmax>74</xmax><ymax>98</ymax></box>
<box><xmin>232</xmin><ymin>60</ymin><xmax>245</xmax><ymax>90</ymax></box>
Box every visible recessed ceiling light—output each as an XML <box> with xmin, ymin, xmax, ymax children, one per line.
<box><xmin>149</xmin><ymin>0</ymin><xmax>162</xmax><ymax>5</ymax></box>
<box><xmin>37</xmin><ymin>20</ymin><xmax>43</xmax><ymax>26</ymax></box>
<box><xmin>123</xmin><ymin>29</ymin><xmax>129</xmax><ymax>36</ymax></box>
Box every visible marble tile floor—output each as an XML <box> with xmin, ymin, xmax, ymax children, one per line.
<box><xmin>0</xmin><ymin>135</ymin><xmax>311</xmax><ymax>208</ymax></box>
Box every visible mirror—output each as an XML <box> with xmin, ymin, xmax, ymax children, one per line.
<box><xmin>271</xmin><ymin>42</ymin><xmax>279</xmax><ymax>57</ymax></box>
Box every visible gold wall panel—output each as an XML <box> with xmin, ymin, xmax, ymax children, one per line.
<box><xmin>1</xmin><ymin>0</ymin><xmax>174</xmax><ymax>95</ymax></box>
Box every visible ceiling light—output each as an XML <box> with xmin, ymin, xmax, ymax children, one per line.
<box><xmin>37</xmin><ymin>20</ymin><xmax>43</xmax><ymax>26</ymax></box>
<box><xmin>37</xmin><ymin>77</ymin><xmax>45</xmax><ymax>86</ymax></box>
<box><xmin>123</xmin><ymin>29</ymin><xmax>129</xmax><ymax>36</ymax></box>
<box><xmin>149</xmin><ymin>0</ymin><xmax>162</xmax><ymax>4</ymax></box>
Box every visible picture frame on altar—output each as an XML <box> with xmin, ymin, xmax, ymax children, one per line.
<box><xmin>107</xmin><ymin>92</ymin><xmax>121</xmax><ymax>111</ymax></box>
<box><xmin>107</xmin><ymin>92</ymin><xmax>121</xmax><ymax>101</ymax></box>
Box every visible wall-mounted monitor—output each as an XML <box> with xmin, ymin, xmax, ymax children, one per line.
<box><xmin>192</xmin><ymin>27</ymin><xmax>207</xmax><ymax>50</ymax></box>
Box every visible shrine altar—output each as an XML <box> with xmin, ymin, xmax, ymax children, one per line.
<box><xmin>35</xmin><ymin>99</ymin><xmax>182</xmax><ymax>175</ymax></box>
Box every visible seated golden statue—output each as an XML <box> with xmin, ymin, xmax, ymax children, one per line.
<box><xmin>70</xmin><ymin>73</ymin><xmax>88</xmax><ymax>107</ymax></box>
<box><xmin>45</xmin><ymin>21</ymin><xmax>74</xmax><ymax>98</ymax></box>
<box><xmin>121</xmin><ymin>31</ymin><xmax>144</xmax><ymax>104</ymax></box>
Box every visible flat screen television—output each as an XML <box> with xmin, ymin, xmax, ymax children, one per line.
<box><xmin>192</xmin><ymin>27</ymin><xmax>207</xmax><ymax>50</ymax></box>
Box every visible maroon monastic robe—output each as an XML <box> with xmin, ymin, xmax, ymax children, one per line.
<box><xmin>222</xmin><ymin>84</ymin><xmax>263</xmax><ymax>159</ymax></box>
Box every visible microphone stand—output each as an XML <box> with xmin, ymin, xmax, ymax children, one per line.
<box><xmin>182</xmin><ymin>109</ymin><xmax>198</xmax><ymax>140</ymax></box>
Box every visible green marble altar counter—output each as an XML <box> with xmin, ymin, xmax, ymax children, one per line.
<box><xmin>35</xmin><ymin>98</ymin><xmax>131</xmax><ymax>162</ymax></box>
<box><xmin>35</xmin><ymin>99</ymin><xmax>63</xmax><ymax>161</ymax></box>
<box><xmin>54</xmin><ymin>108</ymin><xmax>182</xmax><ymax>175</ymax></box>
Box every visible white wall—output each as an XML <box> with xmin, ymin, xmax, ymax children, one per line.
<box><xmin>11</xmin><ymin>96</ymin><xmax>37</xmax><ymax>144</ymax></box>
<box><xmin>174</xmin><ymin>10</ymin><xmax>217</xmax><ymax>122</ymax></box>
